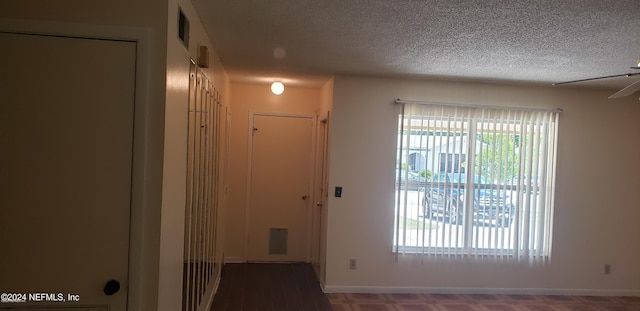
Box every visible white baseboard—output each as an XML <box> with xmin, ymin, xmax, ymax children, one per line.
<box><xmin>323</xmin><ymin>286</ymin><xmax>640</xmax><ymax>297</ymax></box>
<box><xmin>319</xmin><ymin>279</ymin><xmax>327</xmax><ymax>292</ymax></box>
<box><xmin>224</xmin><ymin>256</ymin><xmax>245</xmax><ymax>263</ymax></box>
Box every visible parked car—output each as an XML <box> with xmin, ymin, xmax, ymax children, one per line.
<box><xmin>395</xmin><ymin>169</ymin><xmax>427</xmax><ymax>191</ymax></box>
<box><xmin>422</xmin><ymin>173</ymin><xmax>515</xmax><ymax>227</ymax></box>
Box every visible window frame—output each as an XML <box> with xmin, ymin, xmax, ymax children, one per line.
<box><xmin>393</xmin><ymin>101</ymin><xmax>560</xmax><ymax>262</ymax></box>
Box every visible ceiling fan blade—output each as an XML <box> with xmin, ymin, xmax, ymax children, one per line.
<box><xmin>552</xmin><ymin>73</ymin><xmax>640</xmax><ymax>85</ymax></box>
<box><xmin>608</xmin><ymin>79</ymin><xmax>640</xmax><ymax>98</ymax></box>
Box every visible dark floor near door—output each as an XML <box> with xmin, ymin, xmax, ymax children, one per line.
<box><xmin>210</xmin><ymin>263</ymin><xmax>333</xmax><ymax>311</ymax></box>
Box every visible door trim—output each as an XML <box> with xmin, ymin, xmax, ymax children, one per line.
<box><xmin>1</xmin><ymin>19</ymin><xmax>152</xmax><ymax>311</ymax></box>
<box><xmin>243</xmin><ymin>111</ymin><xmax>318</xmax><ymax>261</ymax></box>
<box><xmin>311</xmin><ymin>111</ymin><xmax>330</xmax><ymax>280</ymax></box>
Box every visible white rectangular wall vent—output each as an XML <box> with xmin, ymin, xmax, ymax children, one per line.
<box><xmin>269</xmin><ymin>228</ymin><xmax>288</xmax><ymax>255</ymax></box>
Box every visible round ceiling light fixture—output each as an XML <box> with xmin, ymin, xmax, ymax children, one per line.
<box><xmin>271</xmin><ymin>81</ymin><xmax>284</xmax><ymax>95</ymax></box>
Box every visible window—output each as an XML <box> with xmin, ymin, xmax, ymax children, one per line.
<box><xmin>394</xmin><ymin>102</ymin><xmax>560</xmax><ymax>262</ymax></box>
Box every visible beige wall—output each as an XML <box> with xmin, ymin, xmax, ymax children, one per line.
<box><xmin>225</xmin><ymin>82</ymin><xmax>324</xmax><ymax>260</ymax></box>
<box><xmin>326</xmin><ymin>75</ymin><xmax>640</xmax><ymax>294</ymax></box>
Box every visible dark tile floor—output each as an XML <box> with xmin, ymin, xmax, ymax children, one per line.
<box><xmin>328</xmin><ymin>293</ymin><xmax>640</xmax><ymax>311</ymax></box>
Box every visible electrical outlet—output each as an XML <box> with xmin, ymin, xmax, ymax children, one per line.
<box><xmin>604</xmin><ymin>264</ymin><xmax>611</xmax><ymax>275</ymax></box>
<box><xmin>349</xmin><ymin>259</ymin><xmax>357</xmax><ymax>270</ymax></box>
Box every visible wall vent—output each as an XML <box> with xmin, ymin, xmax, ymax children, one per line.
<box><xmin>269</xmin><ymin>228</ymin><xmax>288</xmax><ymax>255</ymax></box>
<box><xmin>178</xmin><ymin>8</ymin><xmax>190</xmax><ymax>48</ymax></box>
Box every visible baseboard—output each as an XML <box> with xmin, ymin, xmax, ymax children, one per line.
<box><xmin>224</xmin><ymin>256</ymin><xmax>244</xmax><ymax>263</ymax></box>
<box><xmin>323</xmin><ymin>286</ymin><xmax>640</xmax><ymax>297</ymax></box>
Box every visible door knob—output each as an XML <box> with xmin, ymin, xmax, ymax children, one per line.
<box><xmin>316</xmin><ymin>202</ymin><xmax>324</xmax><ymax>207</ymax></box>
<box><xmin>301</xmin><ymin>195</ymin><xmax>308</xmax><ymax>200</ymax></box>
<box><xmin>104</xmin><ymin>280</ymin><xmax>120</xmax><ymax>296</ymax></box>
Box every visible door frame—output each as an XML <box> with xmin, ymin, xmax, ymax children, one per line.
<box><xmin>311</xmin><ymin>111</ymin><xmax>330</xmax><ymax>279</ymax></box>
<box><xmin>243</xmin><ymin>111</ymin><xmax>317</xmax><ymax>262</ymax></box>
<box><xmin>0</xmin><ymin>19</ymin><xmax>152</xmax><ymax>311</ymax></box>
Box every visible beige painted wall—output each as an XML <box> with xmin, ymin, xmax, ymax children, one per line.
<box><xmin>226</xmin><ymin>83</ymin><xmax>324</xmax><ymax>260</ymax></box>
<box><xmin>326</xmin><ymin>75</ymin><xmax>640</xmax><ymax>294</ymax></box>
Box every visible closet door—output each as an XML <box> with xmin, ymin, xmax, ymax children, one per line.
<box><xmin>0</xmin><ymin>33</ymin><xmax>135</xmax><ymax>310</ymax></box>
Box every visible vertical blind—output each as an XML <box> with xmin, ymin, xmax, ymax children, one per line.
<box><xmin>394</xmin><ymin>101</ymin><xmax>560</xmax><ymax>262</ymax></box>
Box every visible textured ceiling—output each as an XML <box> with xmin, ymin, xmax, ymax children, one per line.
<box><xmin>193</xmin><ymin>0</ymin><xmax>640</xmax><ymax>90</ymax></box>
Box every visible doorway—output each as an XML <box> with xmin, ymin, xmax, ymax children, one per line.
<box><xmin>245</xmin><ymin>114</ymin><xmax>315</xmax><ymax>262</ymax></box>
<box><xmin>0</xmin><ymin>33</ymin><xmax>135</xmax><ymax>310</ymax></box>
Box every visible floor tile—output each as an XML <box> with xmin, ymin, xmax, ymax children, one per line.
<box><xmin>438</xmin><ymin>303</ymin><xmax>483</xmax><ymax>311</ymax></box>
<box><xmin>477</xmin><ymin>303</ymin><xmax>519</xmax><ymax>311</ymax></box>
<box><xmin>395</xmin><ymin>303</ymin><xmax>441</xmax><ymax>311</ymax></box>
<box><xmin>351</xmin><ymin>303</ymin><xmax>399</xmax><ymax>311</ymax></box>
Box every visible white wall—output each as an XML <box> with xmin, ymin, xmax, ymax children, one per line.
<box><xmin>325</xmin><ymin>75</ymin><xmax>640</xmax><ymax>295</ymax></box>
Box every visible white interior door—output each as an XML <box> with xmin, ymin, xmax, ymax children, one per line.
<box><xmin>246</xmin><ymin>114</ymin><xmax>314</xmax><ymax>262</ymax></box>
<box><xmin>0</xmin><ymin>33</ymin><xmax>135</xmax><ymax>310</ymax></box>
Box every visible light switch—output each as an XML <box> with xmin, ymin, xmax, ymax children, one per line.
<box><xmin>335</xmin><ymin>186</ymin><xmax>342</xmax><ymax>198</ymax></box>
